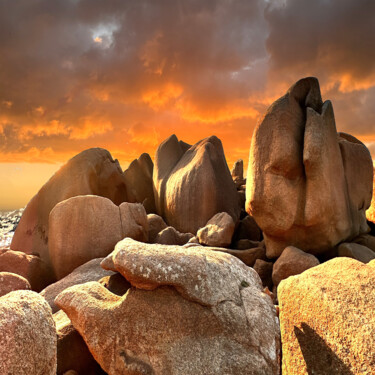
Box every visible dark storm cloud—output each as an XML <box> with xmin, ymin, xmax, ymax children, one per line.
<box><xmin>0</xmin><ymin>0</ymin><xmax>374</xmax><ymax>164</ymax></box>
<box><xmin>265</xmin><ymin>0</ymin><xmax>375</xmax><ymax>136</ymax></box>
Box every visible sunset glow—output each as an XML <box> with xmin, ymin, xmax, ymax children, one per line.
<box><xmin>1</xmin><ymin>0</ymin><xmax>374</xmax><ymax>210</ymax></box>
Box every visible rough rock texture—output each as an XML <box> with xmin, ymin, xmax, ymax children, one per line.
<box><xmin>338</xmin><ymin>242</ymin><xmax>375</xmax><ymax>263</ymax></box>
<box><xmin>278</xmin><ymin>258</ymin><xmax>375</xmax><ymax>374</ymax></box>
<box><xmin>11</xmin><ymin>148</ymin><xmax>127</xmax><ymax>266</ymax></box>
<box><xmin>154</xmin><ymin>226</ymin><xmax>194</xmax><ymax>245</ymax></box>
<box><xmin>0</xmin><ymin>272</ymin><xmax>31</xmax><ymax>297</ymax></box>
<box><xmin>197</xmin><ymin>212</ymin><xmax>235</xmax><ymax>247</ymax></box>
<box><xmin>41</xmin><ymin>258</ymin><xmax>115</xmax><ymax>313</ymax></box>
<box><xmin>210</xmin><ymin>246</ymin><xmax>266</xmax><ymax>267</ymax></box>
<box><xmin>119</xmin><ymin>202</ymin><xmax>148</xmax><ymax>243</ymax></box>
<box><xmin>253</xmin><ymin>260</ymin><xmax>273</xmax><ymax>290</ymax></box>
<box><xmin>123</xmin><ymin>153</ymin><xmax>156</xmax><ymax>213</ymax></box>
<box><xmin>0</xmin><ymin>248</ymin><xmax>54</xmax><ymax>291</ymax></box>
<box><xmin>57</xmin><ymin>238</ymin><xmax>280</xmax><ymax>375</ymax></box>
<box><xmin>153</xmin><ymin>135</ymin><xmax>240</xmax><ymax>234</ymax></box>
<box><xmin>54</xmin><ymin>310</ymin><xmax>106</xmax><ymax>375</ymax></box>
<box><xmin>49</xmin><ymin>196</ymin><xmax>147</xmax><ymax>279</ymax></box>
<box><xmin>147</xmin><ymin>213</ymin><xmax>168</xmax><ymax>243</ymax></box>
<box><xmin>246</xmin><ymin>77</ymin><xmax>373</xmax><ymax>258</ymax></box>
<box><xmin>0</xmin><ymin>290</ymin><xmax>56</xmax><ymax>374</ymax></box>
<box><xmin>272</xmin><ymin>246</ymin><xmax>319</xmax><ymax>287</ymax></box>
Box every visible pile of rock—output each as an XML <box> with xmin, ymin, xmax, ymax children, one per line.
<box><xmin>0</xmin><ymin>77</ymin><xmax>374</xmax><ymax>374</ymax></box>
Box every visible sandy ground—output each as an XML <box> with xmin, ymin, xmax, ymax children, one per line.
<box><xmin>0</xmin><ymin>208</ymin><xmax>23</xmax><ymax>248</ymax></box>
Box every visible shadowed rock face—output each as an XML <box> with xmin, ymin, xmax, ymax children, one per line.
<box><xmin>56</xmin><ymin>238</ymin><xmax>280</xmax><ymax>375</ymax></box>
<box><xmin>123</xmin><ymin>153</ymin><xmax>156</xmax><ymax>214</ymax></box>
<box><xmin>11</xmin><ymin>148</ymin><xmax>128</xmax><ymax>267</ymax></box>
<box><xmin>246</xmin><ymin>77</ymin><xmax>373</xmax><ymax>258</ymax></box>
<box><xmin>278</xmin><ymin>258</ymin><xmax>375</xmax><ymax>374</ymax></box>
<box><xmin>153</xmin><ymin>135</ymin><xmax>240</xmax><ymax>234</ymax></box>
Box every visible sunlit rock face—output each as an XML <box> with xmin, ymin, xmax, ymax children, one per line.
<box><xmin>56</xmin><ymin>238</ymin><xmax>280</xmax><ymax>375</ymax></box>
<box><xmin>366</xmin><ymin>164</ymin><xmax>375</xmax><ymax>223</ymax></box>
<box><xmin>278</xmin><ymin>258</ymin><xmax>375</xmax><ymax>374</ymax></box>
<box><xmin>11</xmin><ymin>148</ymin><xmax>128</xmax><ymax>267</ymax></box>
<box><xmin>0</xmin><ymin>290</ymin><xmax>57</xmax><ymax>375</ymax></box>
<box><xmin>153</xmin><ymin>135</ymin><xmax>240</xmax><ymax>234</ymax></box>
<box><xmin>246</xmin><ymin>77</ymin><xmax>373</xmax><ymax>258</ymax></box>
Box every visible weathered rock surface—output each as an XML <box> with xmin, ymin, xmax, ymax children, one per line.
<box><xmin>123</xmin><ymin>153</ymin><xmax>156</xmax><ymax>213</ymax></box>
<box><xmin>210</xmin><ymin>246</ymin><xmax>266</xmax><ymax>267</ymax></box>
<box><xmin>278</xmin><ymin>258</ymin><xmax>375</xmax><ymax>374</ymax></box>
<box><xmin>54</xmin><ymin>310</ymin><xmax>106</xmax><ymax>375</ymax></box>
<box><xmin>0</xmin><ymin>248</ymin><xmax>53</xmax><ymax>291</ymax></box>
<box><xmin>48</xmin><ymin>196</ymin><xmax>147</xmax><ymax>279</ymax></box>
<box><xmin>147</xmin><ymin>213</ymin><xmax>168</xmax><ymax>243</ymax></box>
<box><xmin>272</xmin><ymin>246</ymin><xmax>319</xmax><ymax>287</ymax></box>
<box><xmin>338</xmin><ymin>242</ymin><xmax>375</xmax><ymax>263</ymax></box>
<box><xmin>0</xmin><ymin>272</ymin><xmax>31</xmax><ymax>297</ymax></box>
<box><xmin>41</xmin><ymin>258</ymin><xmax>115</xmax><ymax>313</ymax></box>
<box><xmin>155</xmin><ymin>226</ymin><xmax>194</xmax><ymax>245</ymax></box>
<box><xmin>57</xmin><ymin>238</ymin><xmax>280</xmax><ymax>375</ymax></box>
<box><xmin>253</xmin><ymin>259</ymin><xmax>273</xmax><ymax>290</ymax></box>
<box><xmin>246</xmin><ymin>77</ymin><xmax>373</xmax><ymax>258</ymax></box>
<box><xmin>153</xmin><ymin>135</ymin><xmax>240</xmax><ymax>234</ymax></box>
<box><xmin>0</xmin><ymin>290</ymin><xmax>56</xmax><ymax>374</ymax></box>
<box><xmin>231</xmin><ymin>159</ymin><xmax>246</xmax><ymax>187</ymax></box>
<box><xmin>11</xmin><ymin>148</ymin><xmax>127</xmax><ymax>266</ymax></box>
<box><xmin>197</xmin><ymin>212</ymin><xmax>235</xmax><ymax>247</ymax></box>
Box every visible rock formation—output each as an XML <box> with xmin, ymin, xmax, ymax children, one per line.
<box><xmin>0</xmin><ymin>272</ymin><xmax>31</xmax><ymax>297</ymax></box>
<box><xmin>11</xmin><ymin>148</ymin><xmax>128</xmax><ymax>266</ymax></box>
<box><xmin>56</xmin><ymin>238</ymin><xmax>280</xmax><ymax>375</ymax></box>
<box><xmin>48</xmin><ymin>196</ymin><xmax>148</xmax><ymax>279</ymax></box>
<box><xmin>197</xmin><ymin>212</ymin><xmax>235</xmax><ymax>247</ymax></box>
<box><xmin>0</xmin><ymin>290</ymin><xmax>56</xmax><ymax>374</ymax></box>
<box><xmin>123</xmin><ymin>153</ymin><xmax>156</xmax><ymax>213</ymax></box>
<box><xmin>278</xmin><ymin>258</ymin><xmax>375</xmax><ymax>374</ymax></box>
<box><xmin>41</xmin><ymin>258</ymin><xmax>115</xmax><ymax>313</ymax></box>
<box><xmin>153</xmin><ymin>135</ymin><xmax>240</xmax><ymax>234</ymax></box>
<box><xmin>246</xmin><ymin>77</ymin><xmax>373</xmax><ymax>257</ymax></box>
<box><xmin>0</xmin><ymin>248</ymin><xmax>54</xmax><ymax>291</ymax></box>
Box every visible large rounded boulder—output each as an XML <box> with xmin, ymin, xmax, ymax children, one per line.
<box><xmin>11</xmin><ymin>148</ymin><xmax>128</xmax><ymax>266</ymax></box>
<box><xmin>153</xmin><ymin>135</ymin><xmax>240</xmax><ymax>234</ymax></box>
<box><xmin>48</xmin><ymin>196</ymin><xmax>148</xmax><ymax>279</ymax></box>
<box><xmin>56</xmin><ymin>238</ymin><xmax>280</xmax><ymax>375</ymax></box>
<box><xmin>0</xmin><ymin>290</ymin><xmax>57</xmax><ymax>374</ymax></box>
<box><xmin>246</xmin><ymin>77</ymin><xmax>373</xmax><ymax>258</ymax></box>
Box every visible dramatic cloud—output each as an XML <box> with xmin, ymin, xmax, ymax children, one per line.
<box><xmin>0</xmin><ymin>0</ymin><xmax>374</xmax><ymax>173</ymax></box>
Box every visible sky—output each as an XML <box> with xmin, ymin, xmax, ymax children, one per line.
<box><xmin>1</xmin><ymin>0</ymin><xmax>375</xmax><ymax>210</ymax></box>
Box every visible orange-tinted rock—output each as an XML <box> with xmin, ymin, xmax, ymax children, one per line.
<box><xmin>48</xmin><ymin>196</ymin><xmax>148</xmax><ymax>279</ymax></box>
<box><xmin>246</xmin><ymin>77</ymin><xmax>373</xmax><ymax>258</ymax></box>
<box><xmin>272</xmin><ymin>246</ymin><xmax>319</xmax><ymax>287</ymax></box>
<box><xmin>0</xmin><ymin>272</ymin><xmax>31</xmax><ymax>297</ymax></box>
<box><xmin>41</xmin><ymin>258</ymin><xmax>114</xmax><ymax>313</ymax></box>
<box><xmin>0</xmin><ymin>248</ymin><xmax>54</xmax><ymax>291</ymax></box>
<box><xmin>123</xmin><ymin>153</ymin><xmax>156</xmax><ymax>213</ymax></box>
<box><xmin>11</xmin><ymin>148</ymin><xmax>127</xmax><ymax>266</ymax></box>
<box><xmin>153</xmin><ymin>135</ymin><xmax>240</xmax><ymax>234</ymax></box>
<box><xmin>0</xmin><ymin>290</ymin><xmax>56</xmax><ymax>374</ymax></box>
<box><xmin>278</xmin><ymin>258</ymin><xmax>375</xmax><ymax>374</ymax></box>
<box><xmin>211</xmin><ymin>246</ymin><xmax>266</xmax><ymax>267</ymax></box>
<box><xmin>154</xmin><ymin>226</ymin><xmax>194</xmax><ymax>245</ymax></box>
<box><xmin>197</xmin><ymin>212</ymin><xmax>235</xmax><ymax>247</ymax></box>
<box><xmin>57</xmin><ymin>238</ymin><xmax>280</xmax><ymax>375</ymax></box>
<box><xmin>54</xmin><ymin>310</ymin><xmax>106</xmax><ymax>375</ymax></box>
